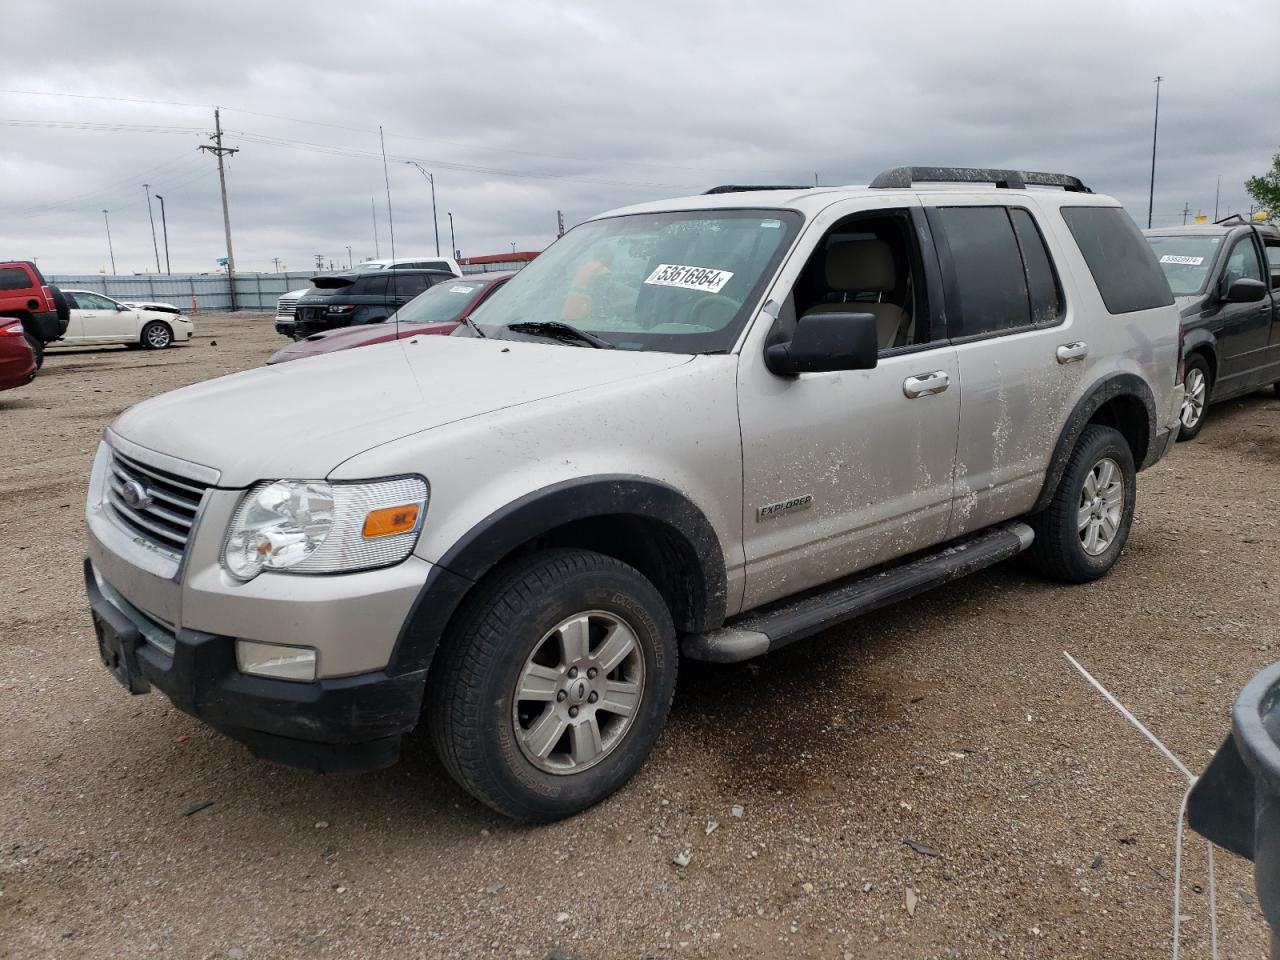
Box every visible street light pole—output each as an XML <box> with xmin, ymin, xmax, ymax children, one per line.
<box><xmin>447</xmin><ymin>212</ymin><xmax>456</xmax><ymax>257</ymax></box>
<box><xmin>1147</xmin><ymin>75</ymin><xmax>1163</xmax><ymax>230</ymax></box>
<box><xmin>405</xmin><ymin>162</ymin><xmax>441</xmax><ymax>256</ymax></box>
<box><xmin>143</xmin><ymin>184</ymin><xmax>161</xmax><ymax>273</ymax></box>
<box><xmin>154</xmin><ymin>194</ymin><xmax>171</xmax><ymax>275</ymax></box>
<box><xmin>510</xmin><ymin>242</ymin><xmax>517</xmax><ymax>255</ymax></box>
<box><xmin>346</xmin><ymin>245</ymin><xmax>353</xmax><ymax>269</ymax></box>
<box><xmin>102</xmin><ymin>209</ymin><xmax>117</xmax><ymax>274</ymax></box>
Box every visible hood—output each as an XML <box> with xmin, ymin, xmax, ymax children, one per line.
<box><xmin>110</xmin><ymin>336</ymin><xmax>693</xmax><ymax>486</ymax></box>
<box><xmin>267</xmin><ymin>320</ymin><xmax>458</xmax><ymax>364</ymax></box>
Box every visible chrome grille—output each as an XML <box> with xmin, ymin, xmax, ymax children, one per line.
<box><xmin>276</xmin><ymin>296</ymin><xmax>300</xmax><ymax>319</ymax></box>
<box><xmin>105</xmin><ymin>450</ymin><xmax>210</xmax><ymax>558</ymax></box>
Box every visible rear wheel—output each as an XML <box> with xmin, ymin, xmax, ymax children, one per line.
<box><xmin>23</xmin><ymin>332</ymin><xmax>43</xmax><ymax>369</ymax></box>
<box><xmin>1026</xmin><ymin>424</ymin><xmax>1136</xmax><ymax>583</ymax></box>
<box><xmin>1178</xmin><ymin>354</ymin><xmax>1210</xmax><ymax>441</ymax></box>
<box><xmin>427</xmin><ymin>549</ymin><xmax>677</xmax><ymax>821</ymax></box>
<box><xmin>140</xmin><ymin>321</ymin><xmax>173</xmax><ymax>350</ymax></box>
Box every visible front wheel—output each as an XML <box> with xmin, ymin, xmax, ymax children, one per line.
<box><xmin>1178</xmin><ymin>354</ymin><xmax>1210</xmax><ymax>441</ymax></box>
<box><xmin>427</xmin><ymin>549</ymin><xmax>677</xmax><ymax>821</ymax></box>
<box><xmin>1025</xmin><ymin>424</ymin><xmax>1137</xmax><ymax>583</ymax></box>
<box><xmin>140</xmin><ymin>321</ymin><xmax>173</xmax><ymax>350</ymax></box>
<box><xmin>23</xmin><ymin>332</ymin><xmax>43</xmax><ymax>369</ymax></box>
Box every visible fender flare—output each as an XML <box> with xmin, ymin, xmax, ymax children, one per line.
<box><xmin>1182</xmin><ymin>327</ymin><xmax>1218</xmax><ymax>381</ymax></box>
<box><xmin>387</xmin><ymin>475</ymin><xmax>728</xmax><ymax>677</ymax></box>
<box><xmin>1031</xmin><ymin>373</ymin><xmax>1158</xmax><ymax>514</ymax></box>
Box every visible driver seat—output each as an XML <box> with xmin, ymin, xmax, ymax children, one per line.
<box><xmin>801</xmin><ymin>239</ymin><xmax>906</xmax><ymax>349</ymax></box>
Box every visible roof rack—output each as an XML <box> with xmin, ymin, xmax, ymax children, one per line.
<box><xmin>1214</xmin><ymin>213</ymin><xmax>1248</xmax><ymax>226</ymax></box>
<box><xmin>703</xmin><ymin>184</ymin><xmax>812</xmax><ymax>195</ymax></box>
<box><xmin>869</xmin><ymin>166</ymin><xmax>1092</xmax><ymax>193</ymax></box>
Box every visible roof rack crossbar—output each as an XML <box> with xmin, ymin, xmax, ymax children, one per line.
<box><xmin>869</xmin><ymin>166</ymin><xmax>1092</xmax><ymax>193</ymax></box>
<box><xmin>703</xmin><ymin>184</ymin><xmax>812</xmax><ymax>195</ymax></box>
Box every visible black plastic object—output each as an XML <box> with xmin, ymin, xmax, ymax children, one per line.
<box><xmin>703</xmin><ymin>184</ymin><xmax>811</xmax><ymax>194</ymax></box>
<box><xmin>869</xmin><ymin>166</ymin><xmax>1092</xmax><ymax>193</ymax></box>
<box><xmin>763</xmin><ymin>311</ymin><xmax>879</xmax><ymax>375</ymax></box>
<box><xmin>1188</xmin><ymin>661</ymin><xmax>1280</xmax><ymax>951</ymax></box>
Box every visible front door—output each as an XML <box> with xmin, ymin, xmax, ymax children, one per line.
<box><xmin>738</xmin><ymin>200</ymin><xmax>960</xmax><ymax>610</ymax></box>
<box><xmin>75</xmin><ymin>293</ymin><xmax>138</xmax><ymax>342</ymax></box>
<box><xmin>1216</xmin><ymin>233</ymin><xmax>1273</xmax><ymax>392</ymax></box>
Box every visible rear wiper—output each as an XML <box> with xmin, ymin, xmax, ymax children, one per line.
<box><xmin>503</xmin><ymin>320</ymin><xmax>615</xmax><ymax>349</ymax></box>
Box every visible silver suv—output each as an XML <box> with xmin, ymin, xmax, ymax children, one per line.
<box><xmin>84</xmin><ymin>166</ymin><xmax>1183</xmax><ymax>820</ymax></box>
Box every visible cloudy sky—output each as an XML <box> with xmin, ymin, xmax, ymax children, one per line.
<box><xmin>1</xmin><ymin>0</ymin><xmax>1277</xmax><ymax>276</ymax></box>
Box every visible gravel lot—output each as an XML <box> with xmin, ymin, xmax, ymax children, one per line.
<box><xmin>2</xmin><ymin>314</ymin><xmax>1277</xmax><ymax>959</ymax></box>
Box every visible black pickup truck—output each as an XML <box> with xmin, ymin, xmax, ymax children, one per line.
<box><xmin>290</xmin><ymin>269</ymin><xmax>454</xmax><ymax>338</ymax></box>
<box><xmin>1145</xmin><ymin>218</ymin><xmax>1280</xmax><ymax>440</ymax></box>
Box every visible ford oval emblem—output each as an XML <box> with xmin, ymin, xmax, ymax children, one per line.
<box><xmin>120</xmin><ymin>478</ymin><xmax>154</xmax><ymax>511</ymax></box>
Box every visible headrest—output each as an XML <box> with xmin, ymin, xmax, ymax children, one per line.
<box><xmin>825</xmin><ymin>239</ymin><xmax>896</xmax><ymax>292</ymax></box>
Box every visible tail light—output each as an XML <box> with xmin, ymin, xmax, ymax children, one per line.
<box><xmin>2</xmin><ymin>322</ymin><xmax>24</xmax><ymax>336</ymax></box>
<box><xmin>40</xmin><ymin>285</ymin><xmax>55</xmax><ymax>310</ymax></box>
<box><xmin>326</xmin><ymin>304</ymin><xmax>356</xmax><ymax>314</ymax></box>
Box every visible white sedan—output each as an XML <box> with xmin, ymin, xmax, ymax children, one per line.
<box><xmin>57</xmin><ymin>290</ymin><xmax>193</xmax><ymax>350</ymax></box>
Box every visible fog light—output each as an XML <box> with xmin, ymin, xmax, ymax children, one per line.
<box><xmin>236</xmin><ymin>640</ymin><xmax>317</xmax><ymax>682</ymax></box>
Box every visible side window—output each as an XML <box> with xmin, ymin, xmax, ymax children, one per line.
<box><xmin>1224</xmin><ymin>236</ymin><xmax>1263</xmax><ymax>285</ymax></box>
<box><xmin>932</xmin><ymin>207</ymin><xmax>1030</xmax><ymax>337</ymax></box>
<box><xmin>81</xmin><ymin>293</ymin><xmax>116</xmax><ymax>310</ymax></box>
<box><xmin>62</xmin><ymin>292</ymin><xmax>80</xmax><ymax>308</ymax></box>
<box><xmin>360</xmin><ymin>275</ymin><xmax>390</xmax><ymax>297</ymax></box>
<box><xmin>0</xmin><ymin>267</ymin><xmax>31</xmax><ymax>290</ymax></box>
<box><xmin>1060</xmin><ymin>206</ymin><xmax>1174</xmax><ymax>314</ymax></box>
<box><xmin>393</xmin><ymin>274</ymin><xmax>430</xmax><ymax>297</ymax></box>
<box><xmin>787</xmin><ymin>209</ymin><xmax>932</xmax><ymax>353</ymax></box>
<box><xmin>1008</xmin><ymin>208</ymin><xmax>1065</xmax><ymax>325</ymax></box>
<box><xmin>1265</xmin><ymin>241</ymin><xmax>1280</xmax><ymax>290</ymax></box>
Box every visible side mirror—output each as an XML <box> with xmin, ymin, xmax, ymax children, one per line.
<box><xmin>765</xmin><ymin>312</ymin><xmax>879</xmax><ymax>376</ymax></box>
<box><xmin>116</xmin><ymin>304</ymin><xmax>128</xmax><ymax>311</ymax></box>
<box><xmin>1224</xmin><ymin>277</ymin><xmax>1267</xmax><ymax>304</ymax></box>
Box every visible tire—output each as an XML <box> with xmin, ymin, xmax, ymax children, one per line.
<box><xmin>1273</xmin><ymin>381</ymin><xmax>1280</xmax><ymax>399</ymax></box>
<box><xmin>1177</xmin><ymin>353</ymin><xmax>1210</xmax><ymax>441</ymax></box>
<box><xmin>140</xmin><ymin>321</ymin><xmax>173</xmax><ymax>350</ymax></box>
<box><xmin>1025</xmin><ymin>424</ymin><xmax>1136</xmax><ymax>583</ymax></box>
<box><xmin>23</xmin><ymin>332</ymin><xmax>43</xmax><ymax>369</ymax></box>
<box><xmin>427</xmin><ymin>548</ymin><xmax>678</xmax><ymax>822</ymax></box>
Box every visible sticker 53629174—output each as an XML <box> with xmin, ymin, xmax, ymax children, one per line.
<box><xmin>1159</xmin><ymin>255</ymin><xmax>1204</xmax><ymax>265</ymax></box>
<box><xmin>644</xmin><ymin>263</ymin><xmax>734</xmax><ymax>293</ymax></box>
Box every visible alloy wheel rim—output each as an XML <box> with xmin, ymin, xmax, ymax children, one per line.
<box><xmin>147</xmin><ymin>325</ymin><xmax>170</xmax><ymax>348</ymax></box>
<box><xmin>512</xmin><ymin>610</ymin><xmax>645</xmax><ymax>775</ymax></box>
<box><xmin>1078</xmin><ymin>456</ymin><xmax>1125</xmax><ymax>556</ymax></box>
<box><xmin>1180</xmin><ymin>369</ymin><xmax>1206</xmax><ymax>428</ymax></box>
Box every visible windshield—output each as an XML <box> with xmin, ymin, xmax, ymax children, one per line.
<box><xmin>392</xmin><ymin>280</ymin><xmax>487</xmax><ymax>324</ymax></box>
<box><xmin>467</xmin><ymin>209</ymin><xmax>802</xmax><ymax>352</ymax></box>
<box><xmin>1146</xmin><ymin>235</ymin><xmax>1224</xmax><ymax>296</ymax></box>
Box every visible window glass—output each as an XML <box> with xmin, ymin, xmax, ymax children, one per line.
<box><xmin>469</xmin><ymin>210</ymin><xmax>802</xmax><ymax>353</ymax></box>
<box><xmin>1223</xmin><ymin>236</ymin><xmax>1263</xmax><ymax>285</ymax></box>
<box><xmin>78</xmin><ymin>293</ymin><xmax>117</xmax><ymax>310</ymax></box>
<box><xmin>935</xmin><ymin>207</ymin><xmax>1030</xmax><ymax>336</ymax></box>
<box><xmin>1009</xmin><ymin>208</ymin><xmax>1064</xmax><ymax>325</ymax></box>
<box><xmin>1061</xmin><ymin>206</ymin><xmax>1174</xmax><ymax>313</ymax></box>
<box><xmin>393</xmin><ymin>281</ymin><xmax>486</xmax><ymax>325</ymax></box>
<box><xmin>0</xmin><ymin>267</ymin><xmax>30</xmax><ymax>290</ymax></box>
<box><xmin>1145</xmin><ymin>235</ymin><xmax>1224</xmax><ymax>295</ymax></box>
<box><xmin>1265</xmin><ymin>241</ymin><xmax>1280</xmax><ymax>289</ymax></box>
<box><xmin>359</xmin><ymin>275</ymin><xmax>390</xmax><ymax>297</ymax></box>
<box><xmin>387</xmin><ymin>273</ymin><xmax>430</xmax><ymax>297</ymax></box>
<box><xmin>61</xmin><ymin>292</ymin><xmax>80</xmax><ymax>308</ymax></box>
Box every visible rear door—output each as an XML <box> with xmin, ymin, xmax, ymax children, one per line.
<box><xmin>1262</xmin><ymin>232</ymin><xmax>1280</xmax><ymax>370</ymax></box>
<box><xmin>925</xmin><ymin>198</ymin><xmax>1082</xmax><ymax>535</ymax></box>
<box><xmin>1216</xmin><ymin>232</ymin><xmax>1272</xmax><ymax>390</ymax></box>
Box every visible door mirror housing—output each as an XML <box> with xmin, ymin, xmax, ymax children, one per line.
<box><xmin>116</xmin><ymin>303</ymin><xmax>128</xmax><ymax>311</ymax></box>
<box><xmin>1223</xmin><ymin>277</ymin><xmax>1268</xmax><ymax>304</ymax></box>
<box><xmin>765</xmin><ymin>312</ymin><xmax>879</xmax><ymax>376</ymax></box>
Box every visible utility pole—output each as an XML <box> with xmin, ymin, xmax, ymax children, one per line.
<box><xmin>1214</xmin><ymin>175</ymin><xmax>1221</xmax><ymax>221</ymax></box>
<box><xmin>557</xmin><ymin>209</ymin><xmax>565</xmax><ymax>238</ymax></box>
<box><xmin>371</xmin><ymin>196</ymin><xmax>380</xmax><ymax>258</ymax></box>
<box><xmin>154</xmin><ymin>194</ymin><xmax>171</xmax><ymax>274</ymax></box>
<box><xmin>346</xmin><ymin>245</ymin><xmax>352</xmax><ymax>269</ymax></box>
<box><xmin>1181</xmin><ymin>202</ymin><xmax>1191</xmax><ymax>225</ymax></box>
<box><xmin>271</xmin><ymin>257</ymin><xmax>281</xmax><ymax>273</ymax></box>
<box><xmin>143</xmin><ymin>184</ymin><xmax>161</xmax><ymax>272</ymax></box>
<box><xmin>1147</xmin><ymin>75</ymin><xmax>1163</xmax><ymax>229</ymax></box>
<box><xmin>314</xmin><ymin>253</ymin><xmax>324</xmax><ymax>271</ymax></box>
<box><xmin>102</xmin><ymin>209</ymin><xmax>117</xmax><ymax>274</ymax></box>
<box><xmin>511</xmin><ymin>242</ymin><xmax>517</xmax><ymax>255</ymax></box>
<box><xmin>199</xmin><ymin>107</ymin><xmax>240</xmax><ymax>309</ymax></box>
<box><xmin>405</xmin><ymin>161</ymin><xmax>440</xmax><ymax>255</ymax></box>
<box><xmin>448</xmin><ymin>212</ymin><xmax>456</xmax><ymax>256</ymax></box>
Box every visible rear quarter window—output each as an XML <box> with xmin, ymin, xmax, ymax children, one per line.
<box><xmin>1060</xmin><ymin>206</ymin><xmax>1173</xmax><ymax>314</ymax></box>
<box><xmin>0</xmin><ymin>266</ymin><xmax>33</xmax><ymax>291</ymax></box>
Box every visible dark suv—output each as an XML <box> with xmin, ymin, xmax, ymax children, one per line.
<box><xmin>0</xmin><ymin>260</ymin><xmax>70</xmax><ymax>368</ymax></box>
<box><xmin>291</xmin><ymin>269</ymin><xmax>454</xmax><ymax>338</ymax></box>
<box><xmin>1145</xmin><ymin>218</ymin><xmax>1280</xmax><ymax>439</ymax></box>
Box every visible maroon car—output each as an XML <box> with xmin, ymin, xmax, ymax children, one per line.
<box><xmin>267</xmin><ymin>272</ymin><xmax>511</xmax><ymax>365</ymax></box>
<box><xmin>0</xmin><ymin>319</ymin><xmax>36</xmax><ymax>392</ymax></box>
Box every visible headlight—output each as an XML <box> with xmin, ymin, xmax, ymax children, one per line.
<box><xmin>223</xmin><ymin>476</ymin><xmax>427</xmax><ymax>581</ymax></box>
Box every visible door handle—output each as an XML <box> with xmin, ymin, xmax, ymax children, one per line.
<box><xmin>903</xmin><ymin>371</ymin><xmax>950</xmax><ymax>398</ymax></box>
<box><xmin>1056</xmin><ymin>341</ymin><xmax>1088</xmax><ymax>364</ymax></box>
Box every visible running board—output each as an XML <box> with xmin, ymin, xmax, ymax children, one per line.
<box><xmin>682</xmin><ymin>523</ymin><xmax>1035</xmax><ymax>663</ymax></box>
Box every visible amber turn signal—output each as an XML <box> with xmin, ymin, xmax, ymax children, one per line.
<box><xmin>362</xmin><ymin>504</ymin><xmax>421</xmax><ymax>538</ymax></box>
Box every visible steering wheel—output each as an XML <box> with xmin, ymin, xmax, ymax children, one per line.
<box><xmin>687</xmin><ymin>293</ymin><xmax>739</xmax><ymax>330</ymax></box>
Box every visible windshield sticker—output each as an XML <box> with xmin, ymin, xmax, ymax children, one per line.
<box><xmin>760</xmin><ymin>219</ymin><xmax>782</xmax><ymax>229</ymax></box>
<box><xmin>449</xmin><ymin>285</ymin><xmax>476</xmax><ymax>293</ymax></box>
<box><xmin>644</xmin><ymin>264</ymin><xmax>734</xmax><ymax>293</ymax></box>
<box><xmin>1160</xmin><ymin>255</ymin><xmax>1204</xmax><ymax>265</ymax></box>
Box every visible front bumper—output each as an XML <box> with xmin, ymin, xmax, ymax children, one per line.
<box><xmin>85</xmin><ymin>557</ymin><xmax>426</xmax><ymax>773</ymax></box>
<box><xmin>274</xmin><ymin>318</ymin><xmax>296</xmax><ymax>337</ymax></box>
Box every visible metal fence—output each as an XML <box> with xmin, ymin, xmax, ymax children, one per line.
<box><xmin>44</xmin><ymin>272</ymin><xmax>317</xmax><ymax>313</ymax></box>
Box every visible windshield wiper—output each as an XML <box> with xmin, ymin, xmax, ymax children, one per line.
<box><xmin>503</xmin><ymin>320</ymin><xmax>615</xmax><ymax>349</ymax></box>
<box><xmin>459</xmin><ymin>314</ymin><xmax>487</xmax><ymax>338</ymax></box>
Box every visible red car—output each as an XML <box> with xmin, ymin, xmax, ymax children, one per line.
<box><xmin>267</xmin><ymin>272</ymin><xmax>511</xmax><ymax>365</ymax></box>
<box><xmin>0</xmin><ymin>320</ymin><xmax>37</xmax><ymax>392</ymax></box>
